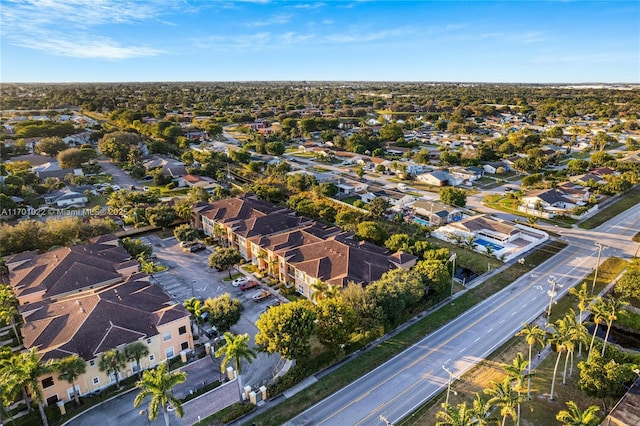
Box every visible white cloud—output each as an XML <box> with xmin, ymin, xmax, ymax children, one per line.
<box><xmin>246</xmin><ymin>14</ymin><xmax>292</xmax><ymax>26</ymax></box>
<box><xmin>1</xmin><ymin>0</ymin><xmax>172</xmax><ymax>59</ymax></box>
<box><xmin>294</xmin><ymin>3</ymin><xmax>326</xmax><ymax>9</ymax></box>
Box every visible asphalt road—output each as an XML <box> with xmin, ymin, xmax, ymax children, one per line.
<box><xmin>287</xmin><ymin>201</ymin><xmax>640</xmax><ymax>426</ymax></box>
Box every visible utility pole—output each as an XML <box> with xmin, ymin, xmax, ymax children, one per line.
<box><xmin>449</xmin><ymin>252</ymin><xmax>457</xmax><ymax>298</ymax></box>
<box><xmin>591</xmin><ymin>243</ymin><xmax>605</xmax><ymax>295</ymax></box>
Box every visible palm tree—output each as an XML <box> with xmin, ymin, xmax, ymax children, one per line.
<box><xmin>587</xmin><ymin>297</ymin><xmax>605</xmax><ymax>361</ymax></box>
<box><xmin>20</xmin><ymin>349</ymin><xmax>56</xmax><ymax>426</ymax></box>
<box><xmin>98</xmin><ymin>349</ymin><xmax>126</xmax><ymax>389</ymax></box>
<box><xmin>549</xmin><ymin>321</ymin><xmax>569</xmax><ymax>401</ymax></box>
<box><xmin>125</xmin><ymin>342</ymin><xmax>150</xmax><ymax>379</ymax></box>
<box><xmin>310</xmin><ymin>279</ymin><xmax>329</xmax><ymax>302</ymax></box>
<box><xmin>435</xmin><ymin>402</ymin><xmax>475</xmax><ymax>426</ymax></box>
<box><xmin>133</xmin><ymin>362</ymin><xmax>186</xmax><ymax>426</ymax></box>
<box><xmin>471</xmin><ymin>393</ymin><xmax>495</xmax><ymax>425</ymax></box>
<box><xmin>599</xmin><ymin>297</ymin><xmax>628</xmax><ymax>356</ymax></box>
<box><xmin>0</xmin><ymin>285</ymin><xmax>21</xmax><ymax>346</ymax></box>
<box><xmin>55</xmin><ymin>355</ymin><xmax>86</xmax><ymax>406</ymax></box>
<box><xmin>463</xmin><ymin>235</ymin><xmax>476</xmax><ymax>251</ymax></box>
<box><xmin>214</xmin><ymin>332</ymin><xmax>257</xmax><ymax>401</ymax></box>
<box><xmin>556</xmin><ymin>313</ymin><xmax>578</xmax><ymax>385</ymax></box>
<box><xmin>556</xmin><ymin>401</ymin><xmax>600</xmax><ymax>426</ymax></box>
<box><xmin>324</xmin><ymin>284</ymin><xmax>341</xmax><ymax>300</ymax></box>
<box><xmin>569</xmin><ymin>282</ymin><xmax>594</xmax><ymax>358</ymax></box>
<box><xmin>484</xmin><ymin>377</ymin><xmax>520</xmax><ymax>426</ymax></box>
<box><xmin>503</xmin><ymin>353</ymin><xmax>531</xmax><ymax>426</ymax></box>
<box><xmin>184</xmin><ymin>297</ymin><xmax>204</xmax><ymax>333</ymax></box>
<box><xmin>515</xmin><ymin>322</ymin><xmax>545</xmax><ymax>398</ymax></box>
<box><xmin>0</xmin><ymin>353</ymin><xmax>32</xmax><ymax>413</ymax></box>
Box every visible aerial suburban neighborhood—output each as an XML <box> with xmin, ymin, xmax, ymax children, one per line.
<box><xmin>1</xmin><ymin>1</ymin><xmax>640</xmax><ymax>426</ymax></box>
<box><xmin>1</xmin><ymin>79</ymin><xmax>639</xmax><ymax>426</ymax></box>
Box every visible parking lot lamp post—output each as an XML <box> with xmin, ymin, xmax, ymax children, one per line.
<box><xmin>191</xmin><ymin>280</ymin><xmax>195</xmax><ymax>298</ymax></box>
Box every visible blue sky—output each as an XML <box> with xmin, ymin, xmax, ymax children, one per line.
<box><xmin>1</xmin><ymin>0</ymin><xmax>638</xmax><ymax>83</ymax></box>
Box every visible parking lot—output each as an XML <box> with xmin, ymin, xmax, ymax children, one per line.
<box><xmin>140</xmin><ymin>234</ymin><xmax>283</xmax><ymax>389</ymax></box>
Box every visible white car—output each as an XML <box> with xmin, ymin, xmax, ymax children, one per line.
<box><xmin>231</xmin><ymin>277</ymin><xmax>249</xmax><ymax>287</ymax></box>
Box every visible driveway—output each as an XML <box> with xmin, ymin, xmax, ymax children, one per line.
<box><xmin>97</xmin><ymin>158</ymin><xmax>138</xmax><ymax>189</ymax></box>
<box><xmin>142</xmin><ymin>235</ymin><xmax>282</xmax><ymax>392</ymax></box>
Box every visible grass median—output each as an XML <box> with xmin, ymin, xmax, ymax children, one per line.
<box><xmin>246</xmin><ymin>240</ymin><xmax>567</xmax><ymax>426</ymax></box>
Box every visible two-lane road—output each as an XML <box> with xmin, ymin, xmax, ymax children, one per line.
<box><xmin>287</xmin><ymin>202</ymin><xmax>640</xmax><ymax>426</ymax></box>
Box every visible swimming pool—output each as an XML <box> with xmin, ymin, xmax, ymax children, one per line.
<box><xmin>474</xmin><ymin>238</ymin><xmax>504</xmax><ymax>251</ymax></box>
<box><xmin>413</xmin><ymin>217</ymin><xmax>430</xmax><ymax>227</ymax></box>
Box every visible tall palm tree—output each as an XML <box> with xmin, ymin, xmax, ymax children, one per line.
<box><xmin>484</xmin><ymin>377</ymin><xmax>520</xmax><ymax>426</ymax></box>
<box><xmin>587</xmin><ymin>297</ymin><xmax>605</xmax><ymax>361</ymax></box>
<box><xmin>471</xmin><ymin>393</ymin><xmax>495</xmax><ymax>425</ymax></box>
<box><xmin>599</xmin><ymin>297</ymin><xmax>628</xmax><ymax>356</ymax></box>
<box><xmin>55</xmin><ymin>355</ymin><xmax>86</xmax><ymax>406</ymax></box>
<box><xmin>324</xmin><ymin>284</ymin><xmax>341</xmax><ymax>300</ymax></box>
<box><xmin>569</xmin><ymin>282</ymin><xmax>593</xmax><ymax>358</ymax></box>
<box><xmin>0</xmin><ymin>285</ymin><xmax>21</xmax><ymax>346</ymax></box>
<box><xmin>98</xmin><ymin>349</ymin><xmax>126</xmax><ymax>389</ymax></box>
<box><xmin>556</xmin><ymin>313</ymin><xmax>578</xmax><ymax>385</ymax></box>
<box><xmin>214</xmin><ymin>332</ymin><xmax>257</xmax><ymax>401</ymax></box>
<box><xmin>0</xmin><ymin>352</ymin><xmax>32</xmax><ymax>413</ymax></box>
<box><xmin>435</xmin><ymin>402</ymin><xmax>475</xmax><ymax>426</ymax></box>
<box><xmin>515</xmin><ymin>322</ymin><xmax>545</xmax><ymax>398</ymax></box>
<box><xmin>549</xmin><ymin>321</ymin><xmax>569</xmax><ymax>401</ymax></box>
<box><xmin>133</xmin><ymin>362</ymin><xmax>186</xmax><ymax>426</ymax></box>
<box><xmin>20</xmin><ymin>349</ymin><xmax>56</xmax><ymax>426</ymax></box>
<box><xmin>556</xmin><ymin>401</ymin><xmax>600</xmax><ymax>426</ymax></box>
<box><xmin>503</xmin><ymin>353</ymin><xmax>531</xmax><ymax>426</ymax></box>
<box><xmin>125</xmin><ymin>342</ymin><xmax>150</xmax><ymax>379</ymax></box>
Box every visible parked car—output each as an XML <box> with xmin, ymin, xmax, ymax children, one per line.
<box><xmin>179</xmin><ymin>240</ymin><xmax>196</xmax><ymax>248</ymax></box>
<box><xmin>239</xmin><ymin>280</ymin><xmax>259</xmax><ymax>291</ymax></box>
<box><xmin>184</xmin><ymin>243</ymin><xmax>205</xmax><ymax>253</ymax></box>
<box><xmin>252</xmin><ymin>290</ymin><xmax>271</xmax><ymax>302</ymax></box>
<box><xmin>231</xmin><ymin>276</ymin><xmax>249</xmax><ymax>287</ymax></box>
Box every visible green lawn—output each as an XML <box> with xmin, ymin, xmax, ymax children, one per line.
<box><xmin>483</xmin><ymin>194</ymin><xmax>577</xmax><ymax>228</ymax></box>
<box><xmin>246</xmin><ymin>241</ymin><xmax>567</xmax><ymax>426</ymax></box>
<box><xmin>578</xmin><ymin>189</ymin><xmax>640</xmax><ymax>229</ymax></box>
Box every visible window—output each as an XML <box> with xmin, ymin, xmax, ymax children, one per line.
<box><xmin>180</xmin><ymin>342</ymin><xmax>189</xmax><ymax>351</ymax></box>
<box><xmin>149</xmin><ymin>354</ymin><xmax>155</xmax><ymax>362</ymax></box>
<box><xmin>146</xmin><ymin>338</ymin><xmax>152</xmax><ymax>344</ymax></box>
<box><xmin>163</xmin><ymin>332</ymin><xmax>171</xmax><ymax>342</ymax></box>
<box><xmin>41</xmin><ymin>376</ymin><xmax>54</xmax><ymax>389</ymax></box>
<box><xmin>89</xmin><ymin>360</ymin><xmax>95</xmax><ymax>367</ymax></box>
<box><xmin>92</xmin><ymin>377</ymin><xmax>99</xmax><ymax>385</ymax></box>
<box><xmin>132</xmin><ymin>362</ymin><xmax>139</xmax><ymax>373</ymax></box>
<box><xmin>178</xmin><ymin>326</ymin><xmax>187</xmax><ymax>335</ymax></box>
<box><xmin>165</xmin><ymin>347</ymin><xmax>175</xmax><ymax>359</ymax></box>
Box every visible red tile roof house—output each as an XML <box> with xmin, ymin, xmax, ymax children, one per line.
<box><xmin>193</xmin><ymin>194</ymin><xmax>417</xmax><ymax>299</ymax></box>
<box><xmin>5</xmin><ymin>234</ymin><xmax>192</xmax><ymax>407</ymax></box>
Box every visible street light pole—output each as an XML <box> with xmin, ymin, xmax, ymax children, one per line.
<box><xmin>591</xmin><ymin>243</ymin><xmax>605</xmax><ymax>295</ymax></box>
<box><xmin>191</xmin><ymin>280</ymin><xmax>195</xmax><ymax>298</ymax></box>
<box><xmin>449</xmin><ymin>252</ymin><xmax>457</xmax><ymax>298</ymax></box>
<box><xmin>442</xmin><ymin>365</ymin><xmax>457</xmax><ymax>405</ymax></box>
<box><xmin>546</xmin><ymin>276</ymin><xmax>561</xmax><ymax>326</ymax></box>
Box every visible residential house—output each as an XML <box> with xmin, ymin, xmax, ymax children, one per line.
<box><xmin>449</xmin><ymin>166</ymin><xmax>484</xmax><ymax>182</ymax></box>
<box><xmin>32</xmin><ymin>161</ymin><xmax>83</xmax><ymax>180</ymax></box>
<box><xmin>142</xmin><ymin>155</ymin><xmax>187</xmax><ymax>178</ymax></box>
<box><xmin>335</xmin><ymin>177</ymin><xmax>368</xmax><ymax>197</ymax></box>
<box><xmin>179</xmin><ymin>174</ymin><xmax>220</xmax><ymax>192</ymax></box>
<box><xmin>483</xmin><ymin>161</ymin><xmax>510</xmax><ymax>175</ymax></box>
<box><xmin>520</xmin><ymin>189</ymin><xmax>576</xmax><ymax>215</ymax></box>
<box><xmin>43</xmin><ymin>186</ymin><xmax>90</xmax><ymax>207</ymax></box>
<box><xmin>409</xmin><ymin>199</ymin><xmax>462</xmax><ymax>226</ymax></box>
<box><xmin>416</xmin><ymin>171</ymin><xmax>455</xmax><ymax>186</ymax></box>
<box><xmin>359</xmin><ymin>188</ymin><xmax>417</xmax><ymax>209</ymax></box>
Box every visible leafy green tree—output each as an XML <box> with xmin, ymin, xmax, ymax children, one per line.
<box><xmin>134</xmin><ymin>362</ymin><xmax>186</xmax><ymax>426</ymax></box>
<box><xmin>98</xmin><ymin>349</ymin><xmax>126</xmax><ymax>389</ymax></box>
<box><xmin>578</xmin><ymin>352</ymin><xmax>636</xmax><ymax>411</ymax></box>
<box><xmin>413</xmin><ymin>259</ymin><xmax>451</xmax><ymax>297</ymax></box>
<box><xmin>185</xmin><ymin>186</ymin><xmax>210</xmax><ymax>203</ymax></box>
<box><xmin>202</xmin><ymin>293</ymin><xmax>243</xmax><ymax>332</ymax></box>
<box><xmin>567</xmin><ymin>159</ymin><xmax>589</xmax><ymax>174</ymax></box>
<box><xmin>145</xmin><ymin>205</ymin><xmax>177</xmax><ymax>230</ymax></box>
<box><xmin>55</xmin><ymin>355</ymin><xmax>86</xmax><ymax>406</ymax></box>
<box><xmin>265</xmin><ymin>141</ymin><xmax>285</xmax><ymax>156</ymax></box>
<box><xmin>384</xmin><ymin>234</ymin><xmax>412</xmax><ymax>252</ymax></box>
<box><xmin>341</xmin><ymin>282</ymin><xmax>384</xmax><ymax>339</ymax></box>
<box><xmin>355</xmin><ymin>221</ymin><xmax>387</xmax><ymax>245</ymax></box>
<box><xmin>208</xmin><ymin>248</ymin><xmax>243</xmax><ymax>279</ymax></box>
<box><xmin>125</xmin><ymin>342</ymin><xmax>150</xmax><ymax>379</ymax></box>
<box><xmin>57</xmin><ymin>147</ymin><xmax>95</xmax><ymax>168</ymax></box>
<box><xmin>98</xmin><ymin>131</ymin><xmax>141</xmax><ymax>163</ymax></box>
<box><xmin>569</xmin><ymin>282</ymin><xmax>594</xmax><ymax>358</ymax></box>
<box><xmin>120</xmin><ymin>237</ymin><xmax>153</xmax><ymax>260</ymax></box>
<box><xmin>9</xmin><ymin>349</ymin><xmax>56</xmax><ymax>426</ymax></box>
<box><xmin>366</xmin><ymin>269</ymin><xmax>424</xmax><ymax>326</ymax></box>
<box><xmin>615</xmin><ymin>269</ymin><xmax>640</xmax><ymax>300</ymax></box>
<box><xmin>379</xmin><ymin>123</ymin><xmax>403</xmax><ymax>141</ymax></box>
<box><xmin>439</xmin><ymin>187</ymin><xmax>467</xmax><ymax>207</ymax></box>
<box><xmin>0</xmin><ymin>285</ymin><xmax>21</xmax><ymax>346</ymax></box>
<box><xmin>34</xmin><ymin>137</ymin><xmax>69</xmax><ymax>156</ymax></box>
<box><xmin>367</xmin><ymin>196</ymin><xmax>390</xmax><ymax>219</ymax></box>
<box><xmin>183</xmin><ymin>297</ymin><xmax>204</xmax><ymax>332</ymax></box>
<box><xmin>314</xmin><ymin>298</ymin><xmax>357</xmax><ymax>350</ymax></box>
<box><xmin>173</xmin><ymin>224</ymin><xmax>198</xmax><ymax>242</ymax></box>
<box><xmin>556</xmin><ymin>401</ymin><xmax>601</xmax><ymax>426</ymax></box>
<box><xmin>255</xmin><ymin>300</ymin><xmax>316</xmax><ymax>360</ymax></box>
